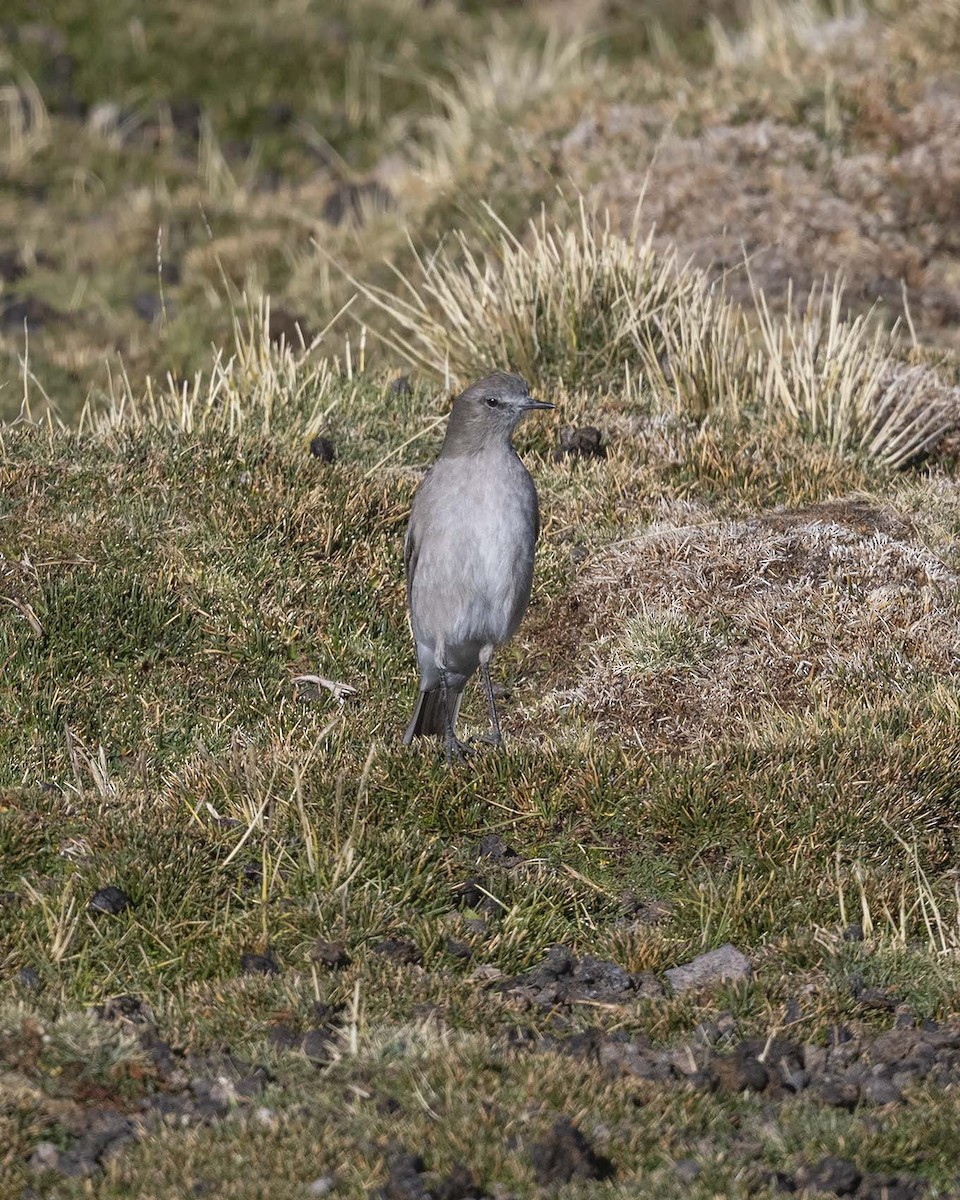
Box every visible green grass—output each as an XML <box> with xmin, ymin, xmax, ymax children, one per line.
<box><xmin>3</xmin><ymin>0</ymin><xmax>960</xmax><ymax>1195</ymax></box>
<box><xmin>3</xmin><ymin>349</ymin><xmax>960</xmax><ymax>1192</ymax></box>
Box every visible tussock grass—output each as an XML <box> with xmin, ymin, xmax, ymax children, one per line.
<box><xmin>79</xmin><ymin>299</ymin><xmax>347</xmax><ymax>439</ymax></box>
<box><xmin>754</xmin><ymin>278</ymin><xmax>956</xmax><ymax>467</ymax></box>
<box><xmin>353</xmin><ymin>200</ymin><xmax>697</xmax><ymax>393</ymax></box>
<box><xmin>419</xmin><ymin>30</ymin><xmax>590</xmax><ymax>189</ymax></box>
<box><xmin>359</xmin><ymin>202</ymin><xmax>956</xmax><ymax>465</ymax></box>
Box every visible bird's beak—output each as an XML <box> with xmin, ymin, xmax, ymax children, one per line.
<box><xmin>522</xmin><ymin>398</ymin><xmax>554</xmax><ymax>411</ymax></box>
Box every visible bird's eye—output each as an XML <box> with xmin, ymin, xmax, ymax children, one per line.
<box><xmin>485</xmin><ymin>397</ymin><xmax>499</xmax><ymax>408</ymax></box>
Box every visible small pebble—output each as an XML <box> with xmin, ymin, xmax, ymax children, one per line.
<box><xmin>88</xmin><ymin>885</ymin><xmax>132</xmax><ymax>916</ymax></box>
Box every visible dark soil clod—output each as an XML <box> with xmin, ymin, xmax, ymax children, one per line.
<box><xmin>498</xmin><ymin>945</ymin><xmax>663</xmax><ymax>1007</ymax></box>
<box><xmin>239</xmin><ymin>950</ymin><xmax>280</xmax><ymax>976</ymax></box>
<box><xmin>432</xmin><ymin>1164</ymin><xmax>484</xmax><ymax>1200</ymax></box>
<box><xmin>323</xmin><ymin>180</ymin><xmax>394</xmax><ymax>227</ymax></box>
<box><xmin>94</xmin><ymin>994</ymin><xmax>152</xmax><ymax>1024</ymax></box>
<box><xmin>310</xmin><ymin>939</ymin><xmax>351</xmax><ymax>969</ymax></box>
<box><xmin>268</xmin><ymin>307</ymin><xmax>313</xmax><ymax>346</ymax></box>
<box><xmin>529</xmin><ymin>1117</ymin><xmax>615</xmax><ymax>1185</ymax></box>
<box><xmin>474</xmin><ymin>834</ymin><xmax>520</xmax><ymax>864</ymax></box>
<box><xmin>309</xmin><ymin>435</ymin><xmax>337</xmax><ymax>463</ymax></box>
<box><xmin>554</xmin><ymin>425</ymin><xmax>606</xmax><ymax>461</ymax></box>
<box><xmin>372</xmin><ymin>938</ymin><xmax>422</xmax><ymax>966</ymax></box>
<box><xmin>373</xmin><ymin>1151</ymin><xmax>427</xmax><ymax>1200</ymax></box>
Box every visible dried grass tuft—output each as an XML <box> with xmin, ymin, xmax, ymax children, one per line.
<box><xmin>79</xmin><ymin>297</ymin><xmax>345</xmax><ymax>438</ymax></box>
<box><xmin>352</xmin><ymin>199</ymin><xmax>699</xmax><ymax>393</ymax></box>
<box><xmin>755</xmin><ymin>277</ymin><xmax>958</xmax><ymax>467</ymax></box>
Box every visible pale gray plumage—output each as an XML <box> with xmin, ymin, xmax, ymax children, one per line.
<box><xmin>402</xmin><ymin>371</ymin><xmax>553</xmax><ymax>762</ymax></box>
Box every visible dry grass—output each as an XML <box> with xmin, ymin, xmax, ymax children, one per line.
<box><xmin>351</xmin><ymin>200</ymin><xmax>699</xmax><ymax>393</ymax></box>
<box><xmin>539</xmin><ymin>493</ymin><xmax>960</xmax><ymax>746</ymax></box>
<box><xmin>753</xmin><ymin>278</ymin><xmax>957</xmax><ymax>467</ymax></box>
<box><xmin>358</xmin><ymin>201</ymin><xmax>957</xmax><ymax>465</ymax></box>
<box><xmin>77</xmin><ymin>299</ymin><xmax>348</xmax><ymax>439</ymax></box>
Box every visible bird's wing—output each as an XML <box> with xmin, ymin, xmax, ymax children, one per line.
<box><xmin>404</xmin><ymin>499</ymin><xmax>420</xmax><ymax>602</ymax></box>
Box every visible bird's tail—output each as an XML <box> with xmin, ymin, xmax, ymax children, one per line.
<box><xmin>402</xmin><ymin>687</ymin><xmax>463</xmax><ymax>743</ymax></box>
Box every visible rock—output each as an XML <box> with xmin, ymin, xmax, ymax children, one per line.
<box><xmin>675</xmin><ymin>1159</ymin><xmax>701</xmax><ymax>1183</ymax></box>
<box><xmin>88</xmin><ymin>885</ymin><xmax>132</xmax><ymax>916</ymax></box>
<box><xmin>29</xmin><ymin>1142</ymin><xmax>60</xmax><ymax>1173</ymax></box>
<box><xmin>374</xmin><ymin>1151</ymin><xmax>428</xmax><ymax>1199</ymax></box>
<box><xmin>529</xmin><ymin>1118</ymin><xmax>615</xmax><ymax>1185</ymax></box>
<box><xmin>664</xmin><ymin>944</ymin><xmax>751</xmax><ymax>993</ymax></box>
<box><xmin>302</xmin><ymin>1028</ymin><xmax>336</xmax><ymax>1064</ymax></box>
<box><xmin>307</xmin><ymin>1177</ymin><xmax>337</xmax><ymax>1196</ymax></box>
<box><xmin>798</xmin><ymin>1155</ymin><xmax>861</xmax><ymax>1195</ymax></box>
<box><xmin>568</xmin><ymin>954</ymin><xmax>635</xmax><ymax>1002</ymax></box>
<box><xmin>633</xmin><ymin>970</ymin><xmax>666</xmax><ymax>999</ymax></box>
<box><xmin>815</xmin><ymin>1079</ymin><xmax>861</xmax><ymax>1110</ymax></box>
<box><xmin>598</xmin><ymin>1041</ymin><xmax>674</xmax><ymax>1082</ymax></box>
<box><xmin>16</xmin><ymin>966</ymin><xmax>41</xmax><ymax>989</ymax></box>
<box><xmin>860</xmin><ymin>1075</ymin><xmax>900</xmax><ymax>1105</ymax></box>
<box><xmin>857</xmin><ymin>986</ymin><xmax>898</xmax><ymax>1011</ymax></box>
<box><xmin>267</xmin><ymin>1023</ymin><xmax>301</xmax><ymax>1051</ymax></box>
<box><xmin>309</xmin><ymin>436</ymin><xmax>336</xmax><ymax>463</ymax></box>
<box><xmin>782</xmin><ymin>1066</ymin><xmax>811</xmax><ymax>1093</ymax></box>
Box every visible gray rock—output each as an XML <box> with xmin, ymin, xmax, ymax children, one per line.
<box><xmin>860</xmin><ymin>1075</ymin><xmax>901</xmax><ymax>1105</ymax></box>
<box><xmin>29</xmin><ymin>1142</ymin><xmax>60</xmax><ymax>1173</ymax></box>
<box><xmin>664</xmin><ymin>944</ymin><xmax>751</xmax><ymax>993</ymax></box>
<box><xmin>306</xmin><ymin>1174</ymin><xmax>336</xmax><ymax>1195</ymax></box>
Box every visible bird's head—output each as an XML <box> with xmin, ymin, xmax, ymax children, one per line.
<box><xmin>445</xmin><ymin>371</ymin><xmax>553</xmax><ymax>451</ymax></box>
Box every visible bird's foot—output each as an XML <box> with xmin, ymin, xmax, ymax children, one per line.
<box><xmin>468</xmin><ymin>730</ymin><xmax>504</xmax><ymax>749</ymax></box>
<box><xmin>444</xmin><ymin>735</ymin><xmax>473</xmax><ymax>766</ymax></box>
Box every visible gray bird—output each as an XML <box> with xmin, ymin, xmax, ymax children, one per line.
<box><xmin>402</xmin><ymin>371</ymin><xmax>553</xmax><ymax>763</ymax></box>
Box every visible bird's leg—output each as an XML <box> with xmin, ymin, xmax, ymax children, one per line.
<box><xmin>439</xmin><ymin>669</ymin><xmax>467</xmax><ymax>765</ymax></box>
<box><xmin>479</xmin><ymin>661</ymin><xmax>504</xmax><ymax>748</ymax></box>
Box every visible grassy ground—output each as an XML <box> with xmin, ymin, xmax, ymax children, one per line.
<box><xmin>4</xmin><ymin>1</ymin><xmax>960</xmax><ymax>1198</ymax></box>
